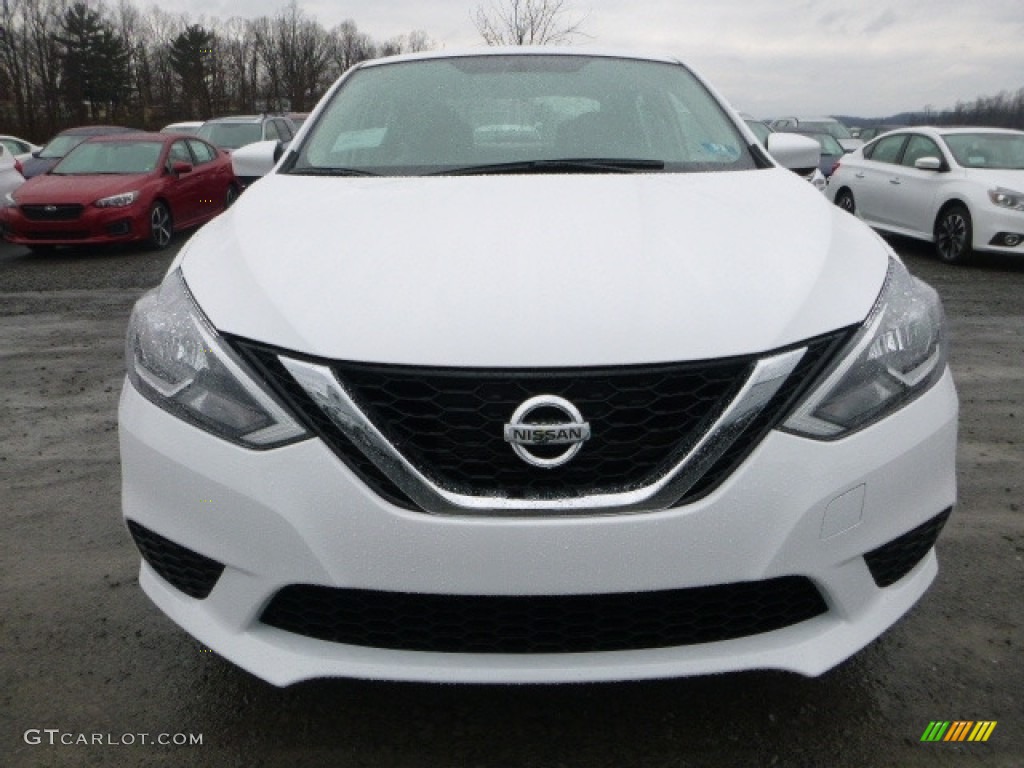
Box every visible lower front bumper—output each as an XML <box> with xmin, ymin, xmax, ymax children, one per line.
<box><xmin>119</xmin><ymin>369</ymin><xmax>958</xmax><ymax>686</ymax></box>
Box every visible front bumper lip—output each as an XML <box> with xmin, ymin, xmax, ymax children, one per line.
<box><xmin>2</xmin><ymin>204</ymin><xmax>146</xmax><ymax>245</ymax></box>
<box><xmin>119</xmin><ymin>367</ymin><xmax>958</xmax><ymax>685</ymax></box>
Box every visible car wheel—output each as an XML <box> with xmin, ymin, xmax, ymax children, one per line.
<box><xmin>934</xmin><ymin>204</ymin><xmax>973</xmax><ymax>264</ymax></box>
<box><xmin>225</xmin><ymin>184</ymin><xmax>240</xmax><ymax>209</ymax></box>
<box><xmin>148</xmin><ymin>201</ymin><xmax>173</xmax><ymax>250</ymax></box>
<box><xmin>834</xmin><ymin>188</ymin><xmax>855</xmax><ymax>214</ymax></box>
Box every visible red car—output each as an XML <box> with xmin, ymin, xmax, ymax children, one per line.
<box><xmin>2</xmin><ymin>133</ymin><xmax>239</xmax><ymax>252</ymax></box>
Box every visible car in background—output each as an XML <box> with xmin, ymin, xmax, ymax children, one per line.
<box><xmin>20</xmin><ymin>125</ymin><xmax>143</xmax><ymax>179</ymax></box>
<box><xmin>0</xmin><ymin>143</ymin><xmax>26</xmax><ymax>230</ymax></box>
<box><xmin>771</xmin><ymin>116</ymin><xmax>863</xmax><ymax>153</ymax></box>
<box><xmin>2</xmin><ymin>132</ymin><xmax>238</xmax><ymax>253</ymax></box>
<box><xmin>741</xmin><ymin>114</ymin><xmax>827</xmax><ymax>192</ymax></box>
<box><xmin>125</xmin><ymin>47</ymin><xmax>956</xmax><ymax>687</ymax></box>
<box><xmin>780</xmin><ymin>130</ymin><xmax>845</xmax><ymax>178</ymax></box>
<box><xmin>829</xmin><ymin>126</ymin><xmax>1024</xmax><ymax>263</ymax></box>
<box><xmin>285</xmin><ymin>112</ymin><xmax>310</xmax><ymax>129</ymax></box>
<box><xmin>196</xmin><ymin>114</ymin><xmax>297</xmax><ymax>153</ymax></box>
<box><xmin>856</xmin><ymin>125</ymin><xmax>907</xmax><ymax>143</ymax></box>
<box><xmin>160</xmin><ymin>121</ymin><xmax>204</xmax><ymax>135</ymax></box>
<box><xmin>1</xmin><ymin>134</ymin><xmax>42</xmax><ymax>175</ymax></box>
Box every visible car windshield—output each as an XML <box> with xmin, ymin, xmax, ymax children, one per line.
<box><xmin>744</xmin><ymin>120</ymin><xmax>771</xmax><ymax>146</ymax></box>
<box><xmin>197</xmin><ymin>122</ymin><xmax>262</xmax><ymax>150</ymax></box>
<box><xmin>39</xmin><ymin>135</ymin><xmax>89</xmax><ymax>159</ymax></box>
<box><xmin>801</xmin><ymin>121</ymin><xmax>853</xmax><ymax>141</ymax></box>
<box><xmin>802</xmin><ymin>133</ymin><xmax>844</xmax><ymax>155</ymax></box>
<box><xmin>942</xmin><ymin>133</ymin><xmax>1024</xmax><ymax>170</ymax></box>
<box><xmin>52</xmin><ymin>141</ymin><xmax>163</xmax><ymax>175</ymax></box>
<box><xmin>289</xmin><ymin>54</ymin><xmax>756</xmax><ymax>176</ymax></box>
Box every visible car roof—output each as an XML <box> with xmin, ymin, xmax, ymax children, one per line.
<box><xmin>57</xmin><ymin>125</ymin><xmax>143</xmax><ymax>136</ymax></box>
<box><xmin>203</xmin><ymin>115</ymin><xmax>267</xmax><ymax>124</ymax></box>
<box><xmin>355</xmin><ymin>46</ymin><xmax>683</xmax><ymax>69</ymax></box>
<box><xmin>84</xmin><ymin>132</ymin><xmax>174</xmax><ymax>143</ymax></box>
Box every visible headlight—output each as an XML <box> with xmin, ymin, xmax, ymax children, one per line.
<box><xmin>784</xmin><ymin>258</ymin><xmax>947</xmax><ymax>438</ymax></box>
<box><xmin>988</xmin><ymin>188</ymin><xmax>1024</xmax><ymax>211</ymax></box>
<box><xmin>95</xmin><ymin>191</ymin><xmax>139</xmax><ymax>208</ymax></box>
<box><xmin>126</xmin><ymin>269</ymin><xmax>308</xmax><ymax>447</ymax></box>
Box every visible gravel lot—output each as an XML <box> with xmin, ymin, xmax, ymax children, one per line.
<box><xmin>1</xmin><ymin>233</ymin><xmax>1021</xmax><ymax>767</ymax></box>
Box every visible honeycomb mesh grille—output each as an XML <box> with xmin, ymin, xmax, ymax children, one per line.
<box><xmin>126</xmin><ymin>520</ymin><xmax>225</xmax><ymax>599</ymax></box>
<box><xmin>864</xmin><ymin>508</ymin><xmax>952</xmax><ymax>587</ymax></box>
<box><xmin>260</xmin><ymin>577</ymin><xmax>829</xmax><ymax>653</ymax></box>
<box><xmin>233</xmin><ymin>329</ymin><xmax>851</xmax><ymax>510</ymax></box>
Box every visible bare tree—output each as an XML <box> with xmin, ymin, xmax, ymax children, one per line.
<box><xmin>473</xmin><ymin>0</ymin><xmax>586</xmax><ymax>46</ymax></box>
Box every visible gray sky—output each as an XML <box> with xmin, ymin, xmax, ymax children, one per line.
<box><xmin>140</xmin><ymin>0</ymin><xmax>1024</xmax><ymax>118</ymax></box>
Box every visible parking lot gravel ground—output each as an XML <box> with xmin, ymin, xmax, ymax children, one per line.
<box><xmin>1</xmin><ymin>234</ymin><xmax>1021</xmax><ymax>767</ymax></box>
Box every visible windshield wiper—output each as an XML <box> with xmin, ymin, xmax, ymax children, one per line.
<box><xmin>287</xmin><ymin>166</ymin><xmax>380</xmax><ymax>177</ymax></box>
<box><xmin>432</xmin><ymin>158</ymin><xmax>666</xmax><ymax>176</ymax></box>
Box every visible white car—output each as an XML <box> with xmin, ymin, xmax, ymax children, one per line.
<box><xmin>829</xmin><ymin>126</ymin><xmax>1024</xmax><ymax>264</ymax></box>
<box><xmin>0</xmin><ymin>134</ymin><xmax>41</xmax><ymax>172</ymax></box>
<box><xmin>120</xmin><ymin>48</ymin><xmax>958</xmax><ymax>687</ymax></box>
<box><xmin>159</xmin><ymin>121</ymin><xmax>204</xmax><ymax>135</ymax></box>
<box><xmin>770</xmin><ymin>117</ymin><xmax>863</xmax><ymax>153</ymax></box>
<box><xmin>0</xmin><ymin>141</ymin><xmax>25</xmax><ymax>211</ymax></box>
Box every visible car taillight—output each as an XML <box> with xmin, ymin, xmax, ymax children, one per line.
<box><xmin>830</xmin><ymin>159</ymin><xmax>841</xmax><ymax>176</ymax></box>
<box><xmin>14</xmin><ymin>159</ymin><xmax>24</xmax><ymax>177</ymax></box>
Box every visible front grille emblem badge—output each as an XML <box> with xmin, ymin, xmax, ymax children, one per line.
<box><xmin>503</xmin><ymin>395</ymin><xmax>591</xmax><ymax>468</ymax></box>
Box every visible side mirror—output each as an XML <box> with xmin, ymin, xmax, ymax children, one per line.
<box><xmin>233</xmin><ymin>139</ymin><xmax>279</xmax><ymax>180</ymax></box>
<box><xmin>171</xmin><ymin>160</ymin><xmax>193</xmax><ymax>175</ymax></box>
<box><xmin>766</xmin><ymin>132</ymin><xmax>821</xmax><ymax>176</ymax></box>
<box><xmin>32</xmin><ymin>149</ymin><xmax>42</xmax><ymax>158</ymax></box>
<box><xmin>914</xmin><ymin>156</ymin><xmax>943</xmax><ymax>171</ymax></box>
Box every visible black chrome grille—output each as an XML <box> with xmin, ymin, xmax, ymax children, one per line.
<box><xmin>260</xmin><ymin>577</ymin><xmax>829</xmax><ymax>653</ymax></box>
<box><xmin>126</xmin><ymin>520</ymin><xmax>225</xmax><ymax>599</ymax></box>
<box><xmin>334</xmin><ymin>358</ymin><xmax>750</xmax><ymax>499</ymax></box>
<box><xmin>21</xmin><ymin>204</ymin><xmax>84</xmax><ymax>221</ymax></box>
<box><xmin>234</xmin><ymin>329</ymin><xmax>851</xmax><ymax>510</ymax></box>
<box><xmin>864</xmin><ymin>508</ymin><xmax>952</xmax><ymax>587</ymax></box>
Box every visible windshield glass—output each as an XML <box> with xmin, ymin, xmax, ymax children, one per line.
<box><xmin>802</xmin><ymin>133</ymin><xmax>844</xmax><ymax>155</ymax></box>
<box><xmin>805</xmin><ymin>121</ymin><xmax>853</xmax><ymax>141</ymax></box>
<box><xmin>942</xmin><ymin>133</ymin><xmax>1024</xmax><ymax>170</ymax></box>
<box><xmin>290</xmin><ymin>54</ymin><xmax>755</xmax><ymax>176</ymax></box>
<box><xmin>40</xmin><ymin>135</ymin><xmax>89</xmax><ymax>159</ymax></box>
<box><xmin>197</xmin><ymin>122</ymin><xmax>262</xmax><ymax>150</ymax></box>
<box><xmin>53</xmin><ymin>141</ymin><xmax>163</xmax><ymax>174</ymax></box>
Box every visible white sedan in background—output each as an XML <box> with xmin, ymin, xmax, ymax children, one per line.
<box><xmin>0</xmin><ymin>141</ymin><xmax>25</xmax><ymax>204</ymax></box>
<box><xmin>829</xmin><ymin>127</ymin><xmax>1024</xmax><ymax>264</ymax></box>
<box><xmin>0</xmin><ymin>134</ymin><xmax>40</xmax><ymax>175</ymax></box>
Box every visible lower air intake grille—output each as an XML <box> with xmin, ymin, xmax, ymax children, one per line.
<box><xmin>260</xmin><ymin>577</ymin><xmax>828</xmax><ymax>653</ymax></box>
<box><xmin>126</xmin><ymin>520</ymin><xmax>225</xmax><ymax>599</ymax></box>
<box><xmin>864</xmin><ymin>508</ymin><xmax>952</xmax><ymax>588</ymax></box>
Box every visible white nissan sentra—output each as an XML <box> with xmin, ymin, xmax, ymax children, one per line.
<box><xmin>119</xmin><ymin>48</ymin><xmax>958</xmax><ymax>686</ymax></box>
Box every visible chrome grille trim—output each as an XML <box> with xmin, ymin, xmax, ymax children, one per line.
<box><xmin>279</xmin><ymin>348</ymin><xmax>806</xmax><ymax>516</ymax></box>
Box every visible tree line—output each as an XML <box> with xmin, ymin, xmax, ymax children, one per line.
<box><xmin>0</xmin><ymin>0</ymin><xmax>433</xmax><ymax>141</ymax></box>
<box><xmin>919</xmin><ymin>87</ymin><xmax>1024</xmax><ymax>130</ymax></box>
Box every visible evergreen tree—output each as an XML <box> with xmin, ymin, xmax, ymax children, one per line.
<box><xmin>57</xmin><ymin>3</ymin><xmax>131</xmax><ymax>122</ymax></box>
<box><xmin>169</xmin><ymin>24</ymin><xmax>216</xmax><ymax>118</ymax></box>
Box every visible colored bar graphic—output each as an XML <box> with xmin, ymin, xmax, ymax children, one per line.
<box><xmin>944</xmin><ymin>721</ymin><xmax>973</xmax><ymax>741</ymax></box>
<box><xmin>921</xmin><ymin>721</ymin><xmax>997</xmax><ymax>743</ymax></box>
<box><xmin>968</xmin><ymin>722</ymin><xmax>997</xmax><ymax>742</ymax></box>
<box><xmin>921</xmin><ymin>721</ymin><xmax>950</xmax><ymax>742</ymax></box>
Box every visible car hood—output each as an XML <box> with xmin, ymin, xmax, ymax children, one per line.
<box><xmin>962</xmin><ymin>168</ymin><xmax>1024</xmax><ymax>187</ymax></box>
<box><xmin>16</xmin><ymin>173</ymin><xmax>152</xmax><ymax>203</ymax></box>
<box><xmin>180</xmin><ymin>170</ymin><xmax>889</xmax><ymax>367</ymax></box>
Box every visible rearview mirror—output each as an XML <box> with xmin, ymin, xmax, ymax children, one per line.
<box><xmin>765</xmin><ymin>133</ymin><xmax>821</xmax><ymax>176</ymax></box>
<box><xmin>232</xmin><ymin>140</ymin><xmax>280</xmax><ymax>180</ymax></box>
<box><xmin>914</xmin><ymin>156</ymin><xmax>943</xmax><ymax>171</ymax></box>
<box><xmin>171</xmin><ymin>161</ymin><xmax>193</xmax><ymax>175</ymax></box>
